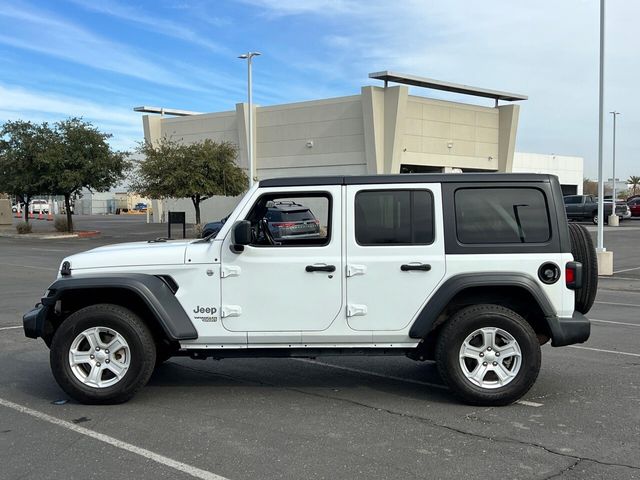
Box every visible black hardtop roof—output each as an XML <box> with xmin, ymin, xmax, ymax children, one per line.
<box><xmin>259</xmin><ymin>173</ymin><xmax>556</xmax><ymax>188</ymax></box>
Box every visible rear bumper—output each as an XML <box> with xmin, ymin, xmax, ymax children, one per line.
<box><xmin>23</xmin><ymin>304</ymin><xmax>49</xmax><ymax>339</ymax></box>
<box><xmin>548</xmin><ymin>311</ymin><xmax>591</xmax><ymax>347</ymax></box>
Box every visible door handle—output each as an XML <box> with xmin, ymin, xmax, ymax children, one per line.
<box><xmin>305</xmin><ymin>264</ymin><xmax>336</xmax><ymax>273</ymax></box>
<box><xmin>401</xmin><ymin>263</ymin><xmax>431</xmax><ymax>272</ymax></box>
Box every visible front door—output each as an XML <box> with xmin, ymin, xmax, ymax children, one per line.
<box><xmin>345</xmin><ymin>183</ymin><xmax>446</xmax><ymax>332</ymax></box>
<box><xmin>220</xmin><ymin>187</ymin><xmax>343</xmax><ymax>338</ymax></box>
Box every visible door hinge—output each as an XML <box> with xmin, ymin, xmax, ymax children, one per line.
<box><xmin>221</xmin><ymin>265</ymin><xmax>241</xmax><ymax>278</ymax></box>
<box><xmin>221</xmin><ymin>305</ymin><xmax>242</xmax><ymax>318</ymax></box>
<box><xmin>347</xmin><ymin>304</ymin><xmax>367</xmax><ymax>317</ymax></box>
<box><xmin>346</xmin><ymin>264</ymin><xmax>367</xmax><ymax>277</ymax></box>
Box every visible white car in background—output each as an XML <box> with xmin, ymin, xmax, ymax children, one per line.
<box><xmin>29</xmin><ymin>199</ymin><xmax>50</xmax><ymax>214</ymax></box>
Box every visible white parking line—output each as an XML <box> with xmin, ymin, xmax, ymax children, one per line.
<box><xmin>591</xmin><ymin>319</ymin><xmax>640</xmax><ymax>327</ymax></box>
<box><xmin>613</xmin><ymin>266</ymin><xmax>640</xmax><ymax>274</ymax></box>
<box><xmin>0</xmin><ymin>326</ymin><xmax>22</xmax><ymax>331</ymax></box>
<box><xmin>294</xmin><ymin>358</ymin><xmax>446</xmax><ymax>390</ymax></box>
<box><xmin>595</xmin><ymin>301</ymin><xmax>640</xmax><ymax>308</ymax></box>
<box><xmin>0</xmin><ymin>262</ymin><xmax>57</xmax><ymax>272</ymax></box>
<box><xmin>568</xmin><ymin>346</ymin><xmax>640</xmax><ymax>358</ymax></box>
<box><xmin>0</xmin><ymin>398</ymin><xmax>229</xmax><ymax>480</ymax></box>
<box><xmin>293</xmin><ymin>359</ymin><xmax>542</xmax><ymax>407</ymax></box>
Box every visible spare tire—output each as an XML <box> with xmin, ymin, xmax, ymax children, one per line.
<box><xmin>568</xmin><ymin>223</ymin><xmax>598</xmax><ymax>314</ymax></box>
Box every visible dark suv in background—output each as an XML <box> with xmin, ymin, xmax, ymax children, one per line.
<box><xmin>202</xmin><ymin>202</ymin><xmax>320</xmax><ymax>240</ymax></box>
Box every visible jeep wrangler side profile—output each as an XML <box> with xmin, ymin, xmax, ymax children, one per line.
<box><xmin>23</xmin><ymin>173</ymin><xmax>595</xmax><ymax>406</ymax></box>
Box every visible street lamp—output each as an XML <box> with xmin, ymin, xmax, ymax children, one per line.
<box><xmin>238</xmin><ymin>51</ymin><xmax>261</xmax><ymax>188</ymax></box>
<box><xmin>596</xmin><ymin>0</ymin><xmax>605</xmax><ymax>251</ymax></box>
<box><xmin>609</xmin><ymin>111</ymin><xmax>621</xmax><ymax>203</ymax></box>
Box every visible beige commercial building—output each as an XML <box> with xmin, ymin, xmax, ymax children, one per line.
<box><xmin>139</xmin><ymin>72</ymin><xmax>579</xmax><ymax>224</ymax></box>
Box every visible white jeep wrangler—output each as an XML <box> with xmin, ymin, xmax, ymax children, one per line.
<box><xmin>23</xmin><ymin>173</ymin><xmax>595</xmax><ymax>406</ymax></box>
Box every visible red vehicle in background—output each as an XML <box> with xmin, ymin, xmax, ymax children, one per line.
<box><xmin>628</xmin><ymin>197</ymin><xmax>640</xmax><ymax>217</ymax></box>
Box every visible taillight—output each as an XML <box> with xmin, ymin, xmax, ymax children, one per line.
<box><xmin>272</xmin><ymin>222</ymin><xmax>296</xmax><ymax>228</ymax></box>
<box><xmin>565</xmin><ymin>261</ymin><xmax>582</xmax><ymax>290</ymax></box>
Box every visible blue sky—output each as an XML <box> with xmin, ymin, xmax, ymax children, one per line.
<box><xmin>0</xmin><ymin>0</ymin><xmax>637</xmax><ymax>179</ymax></box>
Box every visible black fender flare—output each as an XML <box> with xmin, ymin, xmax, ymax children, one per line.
<box><xmin>36</xmin><ymin>274</ymin><xmax>197</xmax><ymax>341</ymax></box>
<box><xmin>408</xmin><ymin>272</ymin><xmax>555</xmax><ymax>339</ymax></box>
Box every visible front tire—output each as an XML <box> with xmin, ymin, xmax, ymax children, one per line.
<box><xmin>50</xmin><ymin>304</ymin><xmax>156</xmax><ymax>404</ymax></box>
<box><xmin>435</xmin><ymin>305</ymin><xmax>541</xmax><ymax>406</ymax></box>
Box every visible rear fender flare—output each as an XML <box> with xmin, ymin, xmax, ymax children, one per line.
<box><xmin>409</xmin><ymin>273</ymin><xmax>555</xmax><ymax>339</ymax></box>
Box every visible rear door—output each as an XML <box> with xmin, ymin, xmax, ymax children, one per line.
<box><xmin>345</xmin><ymin>183</ymin><xmax>446</xmax><ymax>332</ymax></box>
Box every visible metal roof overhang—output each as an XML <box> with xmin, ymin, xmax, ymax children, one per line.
<box><xmin>133</xmin><ymin>106</ymin><xmax>203</xmax><ymax>116</ymax></box>
<box><xmin>369</xmin><ymin>71</ymin><xmax>527</xmax><ymax>102</ymax></box>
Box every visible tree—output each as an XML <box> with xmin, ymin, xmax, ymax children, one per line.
<box><xmin>0</xmin><ymin>120</ymin><xmax>54</xmax><ymax>222</ymax></box>
<box><xmin>44</xmin><ymin>118</ymin><xmax>129</xmax><ymax>232</ymax></box>
<box><xmin>627</xmin><ymin>176</ymin><xmax>640</xmax><ymax>196</ymax></box>
<box><xmin>134</xmin><ymin>138</ymin><xmax>248</xmax><ymax>225</ymax></box>
<box><xmin>583</xmin><ymin>177</ymin><xmax>597</xmax><ymax>196</ymax></box>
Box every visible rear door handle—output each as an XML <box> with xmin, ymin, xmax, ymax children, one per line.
<box><xmin>306</xmin><ymin>264</ymin><xmax>336</xmax><ymax>273</ymax></box>
<box><xmin>400</xmin><ymin>263</ymin><xmax>431</xmax><ymax>272</ymax></box>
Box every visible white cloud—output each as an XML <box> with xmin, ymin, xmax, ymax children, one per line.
<box><xmin>0</xmin><ymin>84</ymin><xmax>142</xmax><ymax>150</ymax></box>
<box><xmin>66</xmin><ymin>0</ymin><xmax>230</xmax><ymax>55</ymax></box>
<box><xmin>0</xmin><ymin>2</ymin><xmax>202</xmax><ymax>91</ymax></box>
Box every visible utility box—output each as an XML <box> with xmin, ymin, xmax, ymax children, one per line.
<box><xmin>0</xmin><ymin>199</ymin><xmax>12</xmax><ymax>225</ymax></box>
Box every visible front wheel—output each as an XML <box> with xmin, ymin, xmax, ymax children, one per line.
<box><xmin>50</xmin><ymin>304</ymin><xmax>156</xmax><ymax>404</ymax></box>
<box><xmin>435</xmin><ymin>305</ymin><xmax>541</xmax><ymax>406</ymax></box>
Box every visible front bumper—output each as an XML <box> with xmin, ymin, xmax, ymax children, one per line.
<box><xmin>549</xmin><ymin>311</ymin><xmax>591</xmax><ymax>347</ymax></box>
<box><xmin>23</xmin><ymin>304</ymin><xmax>50</xmax><ymax>339</ymax></box>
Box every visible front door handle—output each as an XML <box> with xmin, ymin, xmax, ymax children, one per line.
<box><xmin>306</xmin><ymin>264</ymin><xmax>336</xmax><ymax>273</ymax></box>
<box><xmin>401</xmin><ymin>263</ymin><xmax>431</xmax><ymax>272</ymax></box>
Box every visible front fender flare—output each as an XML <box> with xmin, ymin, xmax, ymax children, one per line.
<box><xmin>35</xmin><ymin>274</ymin><xmax>197</xmax><ymax>341</ymax></box>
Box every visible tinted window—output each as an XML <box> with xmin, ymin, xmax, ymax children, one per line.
<box><xmin>355</xmin><ymin>190</ymin><xmax>434</xmax><ymax>245</ymax></box>
<box><xmin>455</xmin><ymin>188</ymin><xmax>550</xmax><ymax>244</ymax></box>
<box><xmin>563</xmin><ymin>196</ymin><xmax>580</xmax><ymax>204</ymax></box>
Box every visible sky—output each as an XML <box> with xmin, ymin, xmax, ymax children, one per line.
<box><xmin>0</xmin><ymin>0</ymin><xmax>637</xmax><ymax>180</ymax></box>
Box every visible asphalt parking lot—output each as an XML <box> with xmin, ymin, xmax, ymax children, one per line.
<box><xmin>1</xmin><ymin>216</ymin><xmax>639</xmax><ymax>480</ymax></box>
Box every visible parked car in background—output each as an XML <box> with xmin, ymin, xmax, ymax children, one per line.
<box><xmin>563</xmin><ymin>195</ymin><xmax>625</xmax><ymax>224</ymax></box>
<box><xmin>609</xmin><ymin>201</ymin><xmax>631</xmax><ymax>220</ymax></box>
<box><xmin>628</xmin><ymin>197</ymin><xmax>640</xmax><ymax>217</ymax></box>
<box><xmin>132</xmin><ymin>202</ymin><xmax>148</xmax><ymax>211</ymax></box>
<box><xmin>11</xmin><ymin>203</ymin><xmax>23</xmax><ymax>212</ymax></box>
<box><xmin>263</xmin><ymin>201</ymin><xmax>321</xmax><ymax>241</ymax></box>
<box><xmin>202</xmin><ymin>215</ymin><xmax>229</xmax><ymax>238</ymax></box>
<box><xmin>29</xmin><ymin>199</ymin><xmax>49</xmax><ymax>214</ymax></box>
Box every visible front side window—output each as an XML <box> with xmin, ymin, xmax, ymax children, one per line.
<box><xmin>563</xmin><ymin>196</ymin><xmax>580</xmax><ymax>205</ymax></box>
<box><xmin>245</xmin><ymin>193</ymin><xmax>330</xmax><ymax>247</ymax></box>
<box><xmin>455</xmin><ymin>188</ymin><xmax>551</xmax><ymax>244</ymax></box>
<box><xmin>354</xmin><ymin>190</ymin><xmax>434</xmax><ymax>245</ymax></box>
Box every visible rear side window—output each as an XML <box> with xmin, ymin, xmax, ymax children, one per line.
<box><xmin>563</xmin><ymin>196</ymin><xmax>580</xmax><ymax>204</ymax></box>
<box><xmin>355</xmin><ymin>190</ymin><xmax>434</xmax><ymax>245</ymax></box>
<box><xmin>455</xmin><ymin>188</ymin><xmax>550</xmax><ymax>244</ymax></box>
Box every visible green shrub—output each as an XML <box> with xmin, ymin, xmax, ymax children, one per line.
<box><xmin>54</xmin><ymin>216</ymin><xmax>69</xmax><ymax>232</ymax></box>
<box><xmin>16</xmin><ymin>222</ymin><xmax>32</xmax><ymax>234</ymax></box>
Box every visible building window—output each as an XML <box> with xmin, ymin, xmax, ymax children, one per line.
<box><xmin>455</xmin><ymin>188</ymin><xmax>551</xmax><ymax>244</ymax></box>
<box><xmin>355</xmin><ymin>190</ymin><xmax>434</xmax><ymax>245</ymax></box>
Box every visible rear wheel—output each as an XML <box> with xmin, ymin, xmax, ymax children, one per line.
<box><xmin>50</xmin><ymin>304</ymin><xmax>156</xmax><ymax>404</ymax></box>
<box><xmin>568</xmin><ymin>223</ymin><xmax>598</xmax><ymax>314</ymax></box>
<box><xmin>435</xmin><ymin>304</ymin><xmax>541</xmax><ymax>406</ymax></box>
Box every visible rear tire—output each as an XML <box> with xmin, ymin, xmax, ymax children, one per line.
<box><xmin>568</xmin><ymin>223</ymin><xmax>598</xmax><ymax>314</ymax></box>
<box><xmin>50</xmin><ymin>304</ymin><xmax>156</xmax><ymax>404</ymax></box>
<box><xmin>435</xmin><ymin>305</ymin><xmax>541</xmax><ymax>406</ymax></box>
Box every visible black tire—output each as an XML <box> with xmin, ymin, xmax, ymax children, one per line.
<box><xmin>50</xmin><ymin>304</ymin><xmax>156</xmax><ymax>404</ymax></box>
<box><xmin>568</xmin><ymin>223</ymin><xmax>598</xmax><ymax>314</ymax></box>
<box><xmin>435</xmin><ymin>304</ymin><xmax>541</xmax><ymax>406</ymax></box>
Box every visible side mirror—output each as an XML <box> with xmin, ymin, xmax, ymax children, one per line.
<box><xmin>230</xmin><ymin>220</ymin><xmax>251</xmax><ymax>253</ymax></box>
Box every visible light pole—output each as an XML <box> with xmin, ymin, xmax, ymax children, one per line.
<box><xmin>596</xmin><ymin>0</ymin><xmax>605</xmax><ymax>251</ymax></box>
<box><xmin>609</xmin><ymin>111</ymin><xmax>621</xmax><ymax>203</ymax></box>
<box><xmin>238</xmin><ymin>52</ymin><xmax>261</xmax><ymax>188</ymax></box>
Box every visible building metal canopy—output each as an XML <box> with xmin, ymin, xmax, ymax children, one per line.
<box><xmin>369</xmin><ymin>71</ymin><xmax>528</xmax><ymax>102</ymax></box>
<box><xmin>133</xmin><ymin>106</ymin><xmax>203</xmax><ymax>116</ymax></box>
